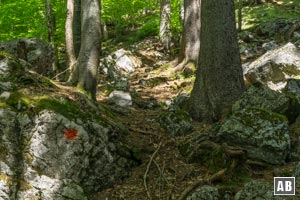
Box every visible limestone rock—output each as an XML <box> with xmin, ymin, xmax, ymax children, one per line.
<box><xmin>0</xmin><ymin>109</ymin><xmax>133</xmax><ymax>199</ymax></box>
<box><xmin>217</xmin><ymin>107</ymin><xmax>290</xmax><ymax>165</ymax></box>
<box><xmin>100</xmin><ymin>48</ymin><xmax>142</xmax><ymax>80</ymax></box>
<box><xmin>243</xmin><ymin>43</ymin><xmax>300</xmax><ymax>91</ymax></box>
<box><xmin>232</xmin><ymin>86</ymin><xmax>300</xmax><ymax>122</ymax></box>
<box><xmin>235</xmin><ymin>180</ymin><xmax>297</xmax><ymax>200</ymax></box>
<box><xmin>158</xmin><ymin>109</ymin><xmax>193</xmax><ymax>136</ymax></box>
<box><xmin>108</xmin><ymin>90</ymin><xmax>132</xmax><ymax>107</ymax></box>
<box><xmin>0</xmin><ymin>38</ymin><xmax>55</xmax><ymax>76</ymax></box>
<box><xmin>187</xmin><ymin>185</ymin><xmax>220</xmax><ymax>200</ymax></box>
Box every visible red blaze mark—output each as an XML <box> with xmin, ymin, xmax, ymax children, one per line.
<box><xmin>64</xmin><ymin>128</ymin><xmax>78</xmax><ymax>141</ymax></box>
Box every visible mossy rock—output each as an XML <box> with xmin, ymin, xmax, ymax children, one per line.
<box><xmin>232</xmin><ymin>85</ymin><xmax>300</xmax><ymax>123</ymax></box>
<box><xmin>158</xmin><ymin>109</ymin><xmax>193</xmax><ymax>136</ymax></box>
<box><xmin>217</xmin><ymin>107</ymin><xmax>290</xmax><ymax>165</ymax></box>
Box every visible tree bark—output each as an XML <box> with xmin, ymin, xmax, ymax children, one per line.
<box><xmin>66</xmin><ymin>0</ymin><xmax>77</xmax><ymax>83</ymax></box>
<box><xmin>73</xmin><ymin>0</ymin><xmax>81</xmax><ymax>57</ymax></box>
<box><xmin>159</xmin><ymin>0</ymin><xmax>172</xmax><ymax>51</ymax></box>
<box><xmin>175</xmin><ymin>0</ymin><xmax>200</xmax><ymax>71</ymax></box>
<box><xmin>237</xmin><ymin>0</ymin><xmax>242</xmax><ymax>32</ymax></box>
<box><xmin>45</xmin><ymin>0</ymin><xmax>59</xmax><ymax>75</ymax></box>
<box><xmin>76</xmin><ymin>0</ymin><xmax>101</xmax><ymax>100</ymax></box>
<box><xmin>188</xmin><ymin>0</ymin><xmax>245</xmax><ymax>122</ymax></box>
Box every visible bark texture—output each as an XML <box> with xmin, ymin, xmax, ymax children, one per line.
<box><xmin>65</xmin><ymin>0</ymin><xmax>77</xmax><ymax>81</ymax></box>
<box><xmin>73</xmin><ymin>0</ymin><xmax>81</xmax><ymax>57</ymax></box>
<box><xmin>159</xmin><ymin>0</ymin><xmax>172</xmax><ymax>51</ymax></box>
<box><xmin>46</xmin><ymin>0</ymin><xmax>59</xmax><ymax>74</ymax></box>
<box><xmin>188</xmin><ymin>0</ymin><xmax>245</xmax><ymax>122</ymax></box>
<box><xmin>76</xmin><ymin>0</ymin><xmax>101</xmax><ymax>100</ymax></box>
<box><xmin>175</xmin><ymin>0</ymin><xmax>200</xmax><ymax>71</ymax></box>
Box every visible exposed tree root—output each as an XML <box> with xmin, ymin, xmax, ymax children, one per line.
<box><xmin>143</xmin><ymin>142</ymin><xmax>162</xmax><ymax>200</ymax></box>
<box><xmin>178</xmin><ymin>168</ymin><xmax>227</xmax><ymax>200</ymax></box>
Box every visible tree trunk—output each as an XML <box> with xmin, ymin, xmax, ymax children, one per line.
<box><xmin>73</xmin><ymin>0</ymin><xmax>81</xmax><ymax>57</ymax></box>
<box><xmin>175</xmin><ymin>0</ymin><xmax>200</xmax><ymax>71</ymax></box>
<box><xmin>159</xmin><ymin>0</ymin><xmax>172</xmax><ymax>51</ymax></box>
<box><xmin>237</xmin><ymin>0</ymin><xmax>242</xmax><ymax>32</ymax></box>
<box><xmin>66</xmin><ymin>0</ymin><xmax>77</xmax><ymax>83</ymax></box>
<box><xmin>188</xmin><ymin>0</ymin><xmax>245</xmax><ymax>122</ymax></box>
<box><xmin>45</xmin><ymin>0</ymin><xmax>59</xmax><ymax>76</ymax></box>
<box><xmin>76</xmin><ymin>0</ymin><xmax>101</xmax><ymax>100</ymax></box>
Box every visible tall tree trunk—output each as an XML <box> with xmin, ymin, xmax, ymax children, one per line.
<box><xmin>73</xmin><ymin>0</ymin><xmax>81</xmax><ymax>57</ymax></box>
<box><xmin>66</xmin><ymin>0</ymin><xmax>77</xmax><ymax>83</ymax></box>
<box><xmin>76</xmin><ymin>0</ymin><xmax>101</xmax><ymax>100</ymax></box>
<box><xmin>175</xmin><ymin>0</ymin><xmax>200</xmax><ymax>71</ymax></box>
<box><xmin>237</xmin><ymin>0</ymin><xmax>242</xmax><ymax>32</ymax></box>
<box><xmin>188</xmin><ymin>0</ymin><xmax>245</xmax><ymax>122</ymax></box>
<box><xmin>45</xmin><ymin>0</ymin><xmax>59</xmax><ymax>76</ymax></box>
<box><xmin>159</xmin><ymin>0</ymin><xmax>172</xmax><ymax>51</ymax></box>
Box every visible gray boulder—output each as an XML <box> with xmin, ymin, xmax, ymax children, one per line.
<box><xmin>187</xmin><ymin>185</ymin><xmax>220</xmax><ymax>200</ymax></box>
<box><xmin>243</xmin><ymin>43</ymin><xmax>300</xmax><ymax>91</ymax></box>
<box><xmin>108</xmin><ymin>90</ymin><xmax>132</xmax><ymax>107</ymax></box>
<box><xmin>294</xmin><ymin>162</ymin><xmax>300</xmax><ymax>185</ymax></box>
<box><xmin>100</xmin><ymin>48</ymin><xmax>142</xmax><ymax>80</ymax></box>
<box><xmin>0</xmin><ymin>38</ymin><xmax>55</xmax><ymax>76</ymax></box>
<box><xmin>235</xmin><ymin>180</ymin><xmax>297</xmax><ymax>200</ymax></box>
<box><xmin>217</xmin><ymin>107</ymin><xmax>290</xmax><ymax>165</ymax></box>
<box><xmin>0</xmin><ymin>109</ymin><xmax>132</xmax><ymax>200</ymax></box>
<box><xmin>232</xmin><ymin>85</ymin><xmax>298</xmax><ymax>121</ymax></box>
<box><xmin>0</xmin><ymin>55</ymin><xmax>134</xmax><ymax>199</ymax></box>
<box><xmin>158</xmin><ymin>109</ymin><xmax>193</xmax><ymax>136</ymax></box>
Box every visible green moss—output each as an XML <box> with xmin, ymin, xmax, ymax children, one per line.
<box><xmin>6</xmin><ymin>91</ymin><xmax>30</xmax><ymax>111</ymax></box>
<box><xmin>34</xmin><ymin>97</ymin><xmax>85</xmax><ymax>120</ymax></box>
<box><xmin>19</xmin><ymin>179</ymin><xmax>32</xmax><ymax>190</ymax></box>
<box><xmin>0</xmin><ymin>145</ymin><xmax>8</xmax><ymax>162</ymax></box>
<box><xmin>251</xmin><ymin>107</ymin><xmax>288</xmax><ymax>122</ymax></box>
<box><xmin>0</xmin><ymin>51</ymin><xmax>14</xmax><ymax>60</ymax></box>
<box><xmin>24</xmin><ymin>153</ymin><xmax>33</xmax><ymax>165</ymax></box>
<box><xmin>0</xmin><ymin>173</ymin><xmax>12</xmax><ymax>185</ymax></box>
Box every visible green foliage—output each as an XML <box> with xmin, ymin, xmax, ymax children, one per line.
<box><xmin>137</xmin><ymin>17</ymin><xmax>159</xmax><ymax>39</ymax></box>
<box><xmin>0</xmin><ymin>0</ymin><xmax>66</xmax><ymax>45</ymax></box>
<box><xmin>170</xmin><ymin>0</ymin><xmax>182</xmax><ymax>42</ymax></box>
<box><xmin>235</xmin><ymin>0</ymin><xmax>300</xmax><ymax>30</ymax></box>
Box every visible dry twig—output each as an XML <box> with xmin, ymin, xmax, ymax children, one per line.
<box><xmin>143</xmin><ymin>142</ymin><xmax>162</xmax><ymax>200</ymax></box>
<box><xmin>178</xmin><ymin>169</ymin><xmax>226</xmax><ymax>200</ymax></box>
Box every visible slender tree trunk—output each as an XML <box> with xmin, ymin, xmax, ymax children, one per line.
<box><xmin>66</xmin><ymin>0</ymin><xmax>77</xmax><ymax>83</ymax></box>
<box><xmin>159</xmin><ymin>0</ymin><xmax>172</xmax><ymax>51</ymax></box>
<box><xmin>76</xmin><ymin>0</ymin><xmax>101</xmax><ymax>100</ymax></box>
<box><xmin>188</xmin><ymin>0</ymin><xmax>245</xmax><ymax>122</ymax></box>
<box><xmin>238</xmin><ymin>0</ymin><xmax>242</xmax><ymax>32</ymax></box>
<box><xmin>45</xmin><ymin>0</ymin><xmax>59</xmax><ymax>75</ymax></box>
<box><xmin>73</xmin><ymin>0</ymin><xmax>81</xmax><ymax>57</ymax></box>
<box><xmin>175</xmin><ymin>0</ymin><xmax>200</xmax><ymax>71</ymax></box>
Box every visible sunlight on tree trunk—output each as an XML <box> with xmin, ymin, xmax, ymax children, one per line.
<box><xmin>66</xmin><ymin>0</ymin><xmax>77</xmax><ymax>84</ymax></box>
<box><xmin>174</xmin><ymin>0</ymin><xmax>200</xmax><ymax>72</ymax></box>
<box><xmin>76</xmin><ymin>0</ymin><xmax>101</xmax><ymax>100</ymax></box>
<box><xmin>160</xmin><ymin>0</ymin><xmax>172</xmax><ymax>51</ymax></box>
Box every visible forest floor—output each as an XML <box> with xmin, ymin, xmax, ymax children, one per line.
<box><xmin>94</xmin><ymin>37</ymin><xmax>298</xmax><ymax>200</ymax></box>
<box><xmin>96</xmin><ymin>38</ymin><xmax>210</xmax><ymax>200</ymax></box>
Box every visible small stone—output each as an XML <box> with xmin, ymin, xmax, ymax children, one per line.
<box><xmin>0</xmin><ymin>91</ymin><xmax>10</xmax><ymax>100</ymax></box>
<box><xmin>108</xmin><ymin>90</ymin><xmax>132</xmax><ymax>107</ymax></box>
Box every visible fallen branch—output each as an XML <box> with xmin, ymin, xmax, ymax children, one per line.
<box><xmin>143</xmin><ymin>142</ymin><xmax>162</xmax><ymax>200</ymax></box>
<box><xmin>51</xmin><ymin>67</ymin><xmax>70</xmax><ymax>80</ymax></box>
<box><xmin>178</xmin><ymin>169</ymin><xmax>226</xmax><ymax>200</ymax></box>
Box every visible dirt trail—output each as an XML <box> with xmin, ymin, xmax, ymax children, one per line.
<box><xmin>96</xmin><ymin>40</ymin><xmax>209</xmax><ymax>199</ymax></box>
